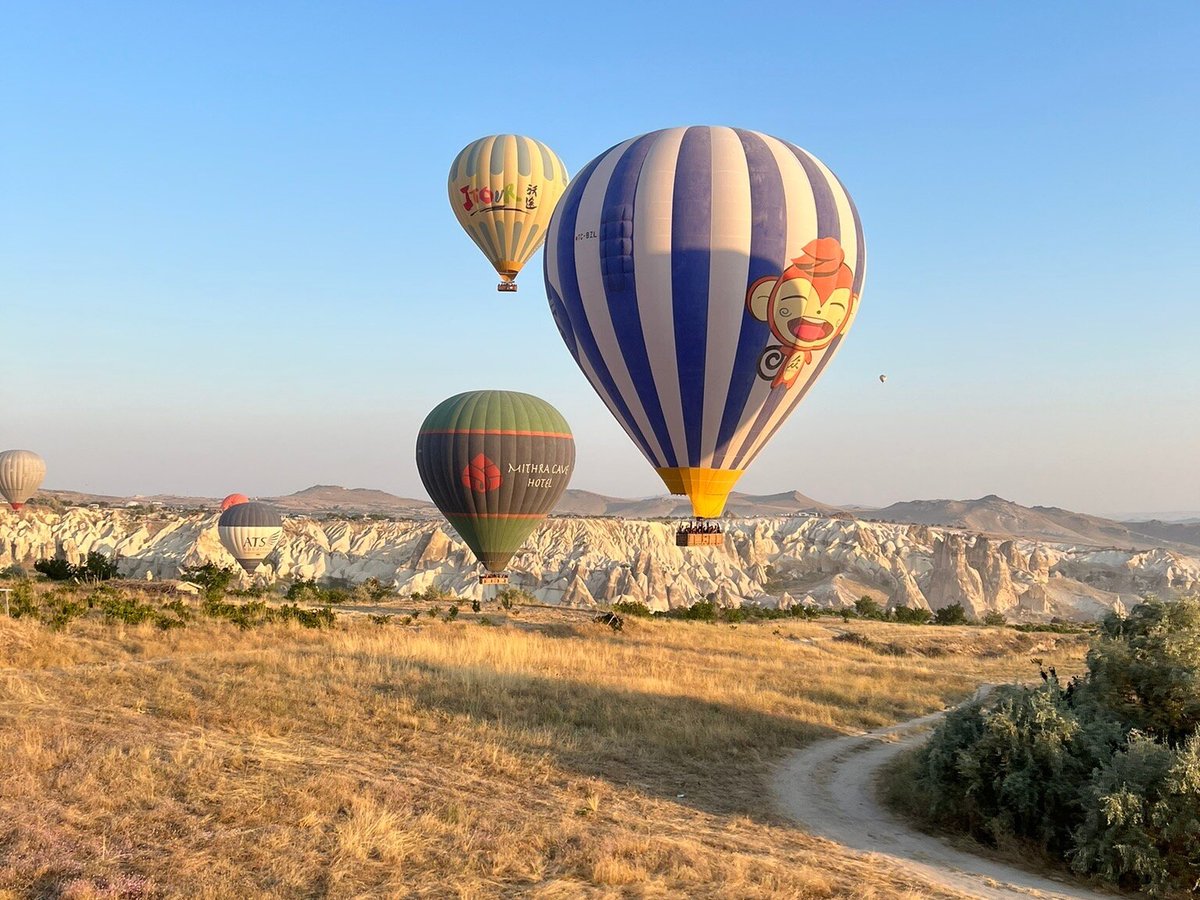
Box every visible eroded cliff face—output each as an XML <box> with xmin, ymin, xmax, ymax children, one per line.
<box><xmin>2</xmin><ymin>509</ymin><xmax>1197</xmax><ymax>622</ymax></box>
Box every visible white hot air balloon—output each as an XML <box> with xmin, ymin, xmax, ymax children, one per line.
<box><xmin>217</xmin><ymin>501</ymin><xmax>283</xmax><ymax>573</ymax></box>
<box><xmin>0</xmin><ymin>449</ymin><xmax>46</xmax><ymax>511</ymax></box>
<box><xmin>879</xmin><ymin>374</ymin><xmax>887</xmax><ymax>383</ymax></box>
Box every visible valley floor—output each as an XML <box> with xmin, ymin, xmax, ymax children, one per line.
<box><xmin>0</xmin><ymin>597</ymin><xmax>1090</xmax><ymax>898</ymax></box>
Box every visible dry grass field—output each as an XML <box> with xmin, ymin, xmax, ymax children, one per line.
<box><xmin>0</xmin><ymin>586</ymin><xmax>1090</xmax><ymax>899</ymax></box>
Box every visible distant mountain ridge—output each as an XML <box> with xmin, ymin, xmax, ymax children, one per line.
<box><xmin>864</xmin><ymin>495</ymin><xmax>1200</xmax><ymax>552</ymax></box>
<box><xmin>552</xmin><ymin>489</ymin><xmax>835</xmax><ymax>518</ymax></box>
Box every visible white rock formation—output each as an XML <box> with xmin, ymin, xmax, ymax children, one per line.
<box><xmin>1</xmin><ymin>508</ymin><xmax>1195</xmax><ymax>623</ymax></box>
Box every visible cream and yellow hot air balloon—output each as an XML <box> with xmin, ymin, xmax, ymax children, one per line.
<box><xmin>448</xmin><ymin>134</ymin><xmax>568</xmax><ymax>292</ymax></box>
<box><xmin>0</xmin><ymin>449</ymin><xmax>46</xmax><ymax>511</ymax></box>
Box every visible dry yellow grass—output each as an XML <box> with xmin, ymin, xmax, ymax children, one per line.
<box><xmin>0</xmin><ymin>590</ymin><xmax>1089</xmax><ymax>899</ymax></box>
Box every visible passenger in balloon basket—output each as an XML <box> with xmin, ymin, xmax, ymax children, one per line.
<box><xmin>746</xmin><ymin>237</ymin><xmax>858</xmax><ymax>389</ymax></box>
<box><xmin>676</xmin><ymin>519</ymin><xmax>723</xmax><ymax>545</ymax></box>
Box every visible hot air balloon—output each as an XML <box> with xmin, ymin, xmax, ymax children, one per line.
<box><xmin>0</xmin><ymin>449</ymin><xmax>46</xmax><ymax>511</ymax></box>
<box><xmin>448</xmin><ymin>134</ymin><xmax>569</xmax><ymax>292</ymax></box>
<box><xmin>415</xmin><ymin>391</ymin><xmax>574</xmax><ymax>580</ymax></box>
<box><xmin>544</xmin><ymin>126</ymin><xmax>865</xmax><ymax>526</ymax></box>
<box><xmin>879</xmin><ymin>374</ymin><xmax>887</xmax><ymax>383</ymax></box>
<box><xmin>220</xmin><ymin>493</ymin><xmax>249</xmax><ymax>511</ymax></box>
<box><xmin>217</xmin><ymin>501</ymin><xmax>283</xmax><ymax>573</ymax></box>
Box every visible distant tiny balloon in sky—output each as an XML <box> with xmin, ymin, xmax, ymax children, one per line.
<box><xmin>879</xmin><ymin>374</ymin><xmax>888</xmax><ymax>383</ymax></box>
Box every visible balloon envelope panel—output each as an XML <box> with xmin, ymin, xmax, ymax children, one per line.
<box><xmin>543</xmin><ymin>126</ymin><xmax>865</xmax><ymax>517</ymax></box>
<box><xmin>448</xmin><ymin>134</ymin><xmax>569</xmax><ymax>286</ymax></box>
<box><xmin>220</xmin><ymin>493</ymin><xmax>249</xmax><ymax>511</ymax></box>
<box><xmin>416</xmin><ymin>391</ymin><xmax>575</xmax><ymax>572</ymax></box>
<box><xmin>0</xmin><ymin>449</ymin><xmax>46</xmax><ymax>510</ymax></box>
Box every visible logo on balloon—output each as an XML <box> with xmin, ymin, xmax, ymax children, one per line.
<box><xmin>461</xmin><ymin>454</ymin><xmax>502</xmax><ymax>493</ymax></box>
<box><xmin>746</xmin><ymin>237</ymin><xmax>858</xmax><ymax>389</ymax></box>
<box><xmin>458</xmin><ymin>183</ymin><xmax>539</xmax><ymax>215</ymax></box>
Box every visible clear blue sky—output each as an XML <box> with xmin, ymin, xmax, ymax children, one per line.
<box><xmin>3</xmin><ymin>1</ymin><xmax>1197</xmax><ymax>516</ymax></box>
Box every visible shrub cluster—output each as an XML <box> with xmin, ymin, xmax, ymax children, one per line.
<box><xmin>494</xmin><ymin>587</ymin><xmax>535</xmax><ymax>610</ymax></box>
<box><xmin>907</xmin><ymin>597</ymin><xmax>1200</xmax><ymax>895</ymax></box>
<box><xmin>4</xmin><ymin>581</ymin><xmax>336</xmax><ymax>632</ymax></box>
<box><xmin>410</xmin><ymin>585</ymin><xmax>456</xmax><ymax>603</ymax></box>
<box><xmin>180</xmin><ymin>563</ymin><xmax>238</xmax><ymax>600</ymax></box>
<box><xmin>4</xmin><ymin>584</ymin><xmax>87</xmax><ymax>631</ymax></box>
<box><xmin>278</xmin><ymin>576</ymin><xmax>390</xmax><ymax>606</ymax></box>
<box><xmin>34</xmin><ymin>552</ymin><xmax>119</xmax><ymax>582</ymax></box>
<box><xmin>201</xmin><ymin>596</ymin><xmax>335</xmax><ymax>629</ymax></box>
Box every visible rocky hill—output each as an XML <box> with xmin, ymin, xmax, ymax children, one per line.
<box><xmin>867</xmin><ymin>495</ymin><xmax>1200</xmax><ymax>551</ymax></box>
<box><xmin>3</xmin><ymin>509</ymin><xmax>1197</xmax><ymax>623</ymax></box>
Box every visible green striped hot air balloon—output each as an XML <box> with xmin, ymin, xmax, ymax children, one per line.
<box><xmin>415</xmin><ymin>391</ymin><xmax>575</xmax><ymax>575</ymax></box>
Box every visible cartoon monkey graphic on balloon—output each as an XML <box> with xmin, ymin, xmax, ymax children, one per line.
<box><xmin>745</xmin><ymin>237</ymin><xmax>858</xmax><ymax>389</ymax></box>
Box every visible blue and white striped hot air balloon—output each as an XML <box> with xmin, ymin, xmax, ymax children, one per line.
<box><xmin>544</xmin><ymin>126</ymin><xmax>865</xmax><ymax>518</ymax></box>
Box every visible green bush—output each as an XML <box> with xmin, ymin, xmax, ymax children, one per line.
<box><xmin>411</xmin><ymin>586</ymin><xmax>456</xmax><ymax>603</ymax></box>
<box><xmin>34</xmin><ymin>552</ymin><xmax>119</xmax><ymax>583</ymax></box>
<box><xmin>612</xmin><ymin>600</ymin><xmax>652</xmax><ymax>618</ymax></box>
<box><xmin>933</xmin><ymin>602</ymin><xmax>969</xmax><ymax>626</ymax></box>
<box><xmin>905</xmin><ymin>597</ymin><xmax>1200</xmax><ymax>894</ymax></box>
<box><xmin>275</xmin><ymin>603</ymin><xmax>335</xmax><ymax>629</ymax></box>
<box><xmin>1086</xmin><ymin>599</ymin><xmax>1200</xmax><ymax>746</ymax></box>
<box><xmin>34</xmin><ymin>558</ymin><xmax>76</xmax><ymax>581</ymax></box>
<box><xmin>982</xmin><ymin>610</ymin><xmax>1007</xmax><ymax>627</ymax></box>
<box><xmin>354</xmin><ymin>578</ymin><xmax>393</xmax><ymax>602</ymax></box>
<box><xmin>78</xmin><ymin>551</ymin><xmax>119</xmax><ymax>582</ymax></box>
<box><xmin>494</xmin><ymin>587</ymin><xmax>534</xmax><ymax>610</ymax></box>
<box><xmin>39</xmin><ymin>592</ymin><xmax>87</xmax><ymax>631</ymax></box>
<box><xmin>285</xmin><ymin>578</ymin><xmax>351</xmax><ymax>605</ymax></box>
<box><xmin>180</xmin><ymin>563</ymin><xmax>237</xmax><ymax>600</ymax></box>
<box><xmin>660</xmin><ymin>598</ymin><xmax>717</xmax><ymax>622</ymax></box>
<box><xmin>1070</xmin><ymin>733</ymin><xmax>1200</xmax><ymax>894</ymax></box>
<box><xmin>100</xmin><ymin>593</ymin><xmax>161</xmax><ymax>626</ymax></box>
<box><xmin>5</xmin><ymin>581</ymin><xmax>39</xmax><ymax>618</ymax></box>
<box><xmin>855</xmin><ymin>596</ymin><xmax>887</xmax><ymax>620</ymax></box>
<box><xmin>893</xmin><ymin>606</ymin><xmax>933</xmax><ymax>625</ymax></box>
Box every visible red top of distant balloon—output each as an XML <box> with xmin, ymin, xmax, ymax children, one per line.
<box><xmin>220</xmin><ymin>493</ymin><xmax>249</xmax><ymax>511</ymax></box>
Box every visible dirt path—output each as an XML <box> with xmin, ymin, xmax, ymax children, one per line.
<box><xmin>770</xmin><ymin>687</ymin><xmax>1116</xmax><ymax>900</ymax></box>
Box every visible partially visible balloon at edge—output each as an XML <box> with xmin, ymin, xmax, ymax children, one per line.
<box><xmin>220</xmin><ymin>493</ymin><xmax>249</xmax><ymax>511</ymax></box>
<box><xmin>448</xmin><ymin>134</ymin><xmax>569</xmax><ymax>292</ymax></box>
<box><xmin>0</xmin><ymin>449</ymin><xmax>46</xmax><ymax>511</ymax></box>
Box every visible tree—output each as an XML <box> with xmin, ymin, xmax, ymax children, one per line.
<box><xmin>893</xmin><ymin>606</ymin><xmax>933</xmax><ymax>625</ymax></box>
<box><xmin>855</xmin><ymin>596</ymin><xmax>886</xmax><ymax>620</ymax></box>
<box><xmin>1071</xmin><ymin>733</ymin><xmax>1200</xmax><ymax>894</ymax></box>
<box><xmin>933</xmin><ymin>602</ymin><xmax>968</xmax><ymax>626</ymax></box>
<box><xmin>181</xmin><ymin>563</ymin><xmax>237</xmax><ymax>600</ymax></box>
<box><xmin>1085</xmin><ymin>598</ymin><xmax>1200</xmax><ymax>746</ymax></box>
